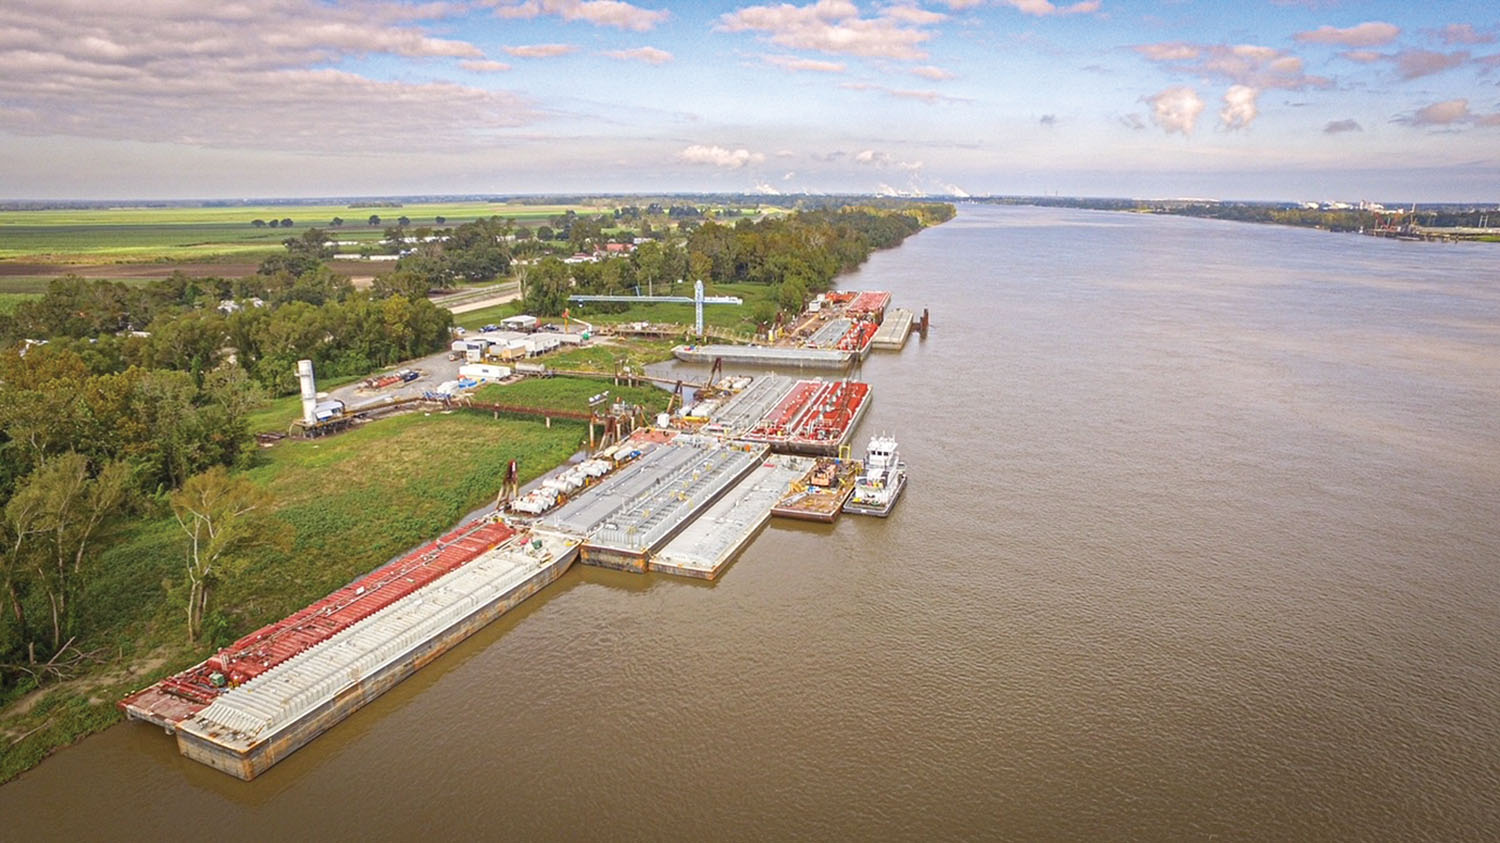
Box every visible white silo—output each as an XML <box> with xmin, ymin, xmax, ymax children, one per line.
<box><xmin>297</xmin><ymin>359</ymin><xmax>318</xmax><ymax>426</ymax></box>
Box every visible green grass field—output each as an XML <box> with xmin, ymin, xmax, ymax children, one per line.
<box><xmin>244</xmin><ymin>373</ymin><xmax>365</xmax><ymax>433</ymax></box>
<box><xmin>542</xmin><ymin>338</ymin><xmax>679</xmax><ymax>372</ymax></box>
<box><xmin>472</xmin><ymin>375</ymin><xmax>671</xmax><ymax>414</ymax></box>
<box><xmin>0</xmin><ymin>201</ymin><xmax>616</xmax><ymax>263</ymax></box>
<box><xmin>565</xmin><ymin>281</ymin><xmax>775</xmax><ymax>335</ymax></box>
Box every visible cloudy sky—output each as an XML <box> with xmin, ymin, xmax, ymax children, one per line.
<box><xmin>3</xmin><ymin>0</ymin><xmax>1498</xmax><ymax>201</ymax></box>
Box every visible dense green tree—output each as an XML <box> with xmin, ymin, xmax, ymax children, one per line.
<box><xmin>170</xmin><ymin>467</ymin><xmax>284</xmax><ymax>644</ymax></box>
<box><xmin>5</xmin><ymin>453</ymin><xmax>133</xmax><ymax>656</ymax></box>
<box><xmin>523</xmin><ymin>257</ymin><xmax>571</xmax><ymax>316</ymax></box>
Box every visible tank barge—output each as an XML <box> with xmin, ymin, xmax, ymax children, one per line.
<box><xmin>739</xmin><ymin>378</ymin><xmax>871</xmax><ymax>456</ymax></box>
<box><xmin>120</xmin><ymin>520</ymin><xmax>579</xmax><ymax>780</ymax></box>
<box><xmin>650</xmin><ymin>454</ymin><xmax>814</xmax><ymax>579</ymax></box>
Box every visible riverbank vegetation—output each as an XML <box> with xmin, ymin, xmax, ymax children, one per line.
<box><xmin>982</xmin><ymin>196</ymin><xmax>1499</xmax><ymax>240</ymax></box>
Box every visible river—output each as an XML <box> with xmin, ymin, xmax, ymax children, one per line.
<box><xmin>3</xmin><ymin>205</ymin><xmax>1497</xmax><ymax>839</ymax></box>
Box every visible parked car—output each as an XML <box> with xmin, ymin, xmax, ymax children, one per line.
<box><xmin>481</xmin><ymin>323</ymin><xmax>500</xmax><ymax>332</ymax></box>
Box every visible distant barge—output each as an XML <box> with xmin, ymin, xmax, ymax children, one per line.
<box><xmin>120</xmin><ymin>520</ymin><xmax>579</xmax><ymax>780</ymax></box>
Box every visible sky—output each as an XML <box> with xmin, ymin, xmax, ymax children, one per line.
<box><xmin>2</xmin><ymin>0</ymin><xmax>1498</xmax><ymax>202</ymax></box>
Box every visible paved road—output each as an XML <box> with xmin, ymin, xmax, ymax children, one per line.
<box><xmin>433</xmin><ymin>282</ymin><xmax>523</xmax><ymax>315</ymax></box>
<box><xmin>328</xmin><ymin>348</ymin><xmax>467</xmax><ymax>411</ymax></box>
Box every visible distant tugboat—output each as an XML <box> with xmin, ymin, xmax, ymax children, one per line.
<box><xmin>843</xmin><ymin>434</ymin><xmax>906</xmax><ymax>517</ymax></box>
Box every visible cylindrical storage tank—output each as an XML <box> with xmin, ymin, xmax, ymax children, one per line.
<box><xmin>297</xmin><ymin>359</ymin><xmax>317</xmax><ymax>425</ymax></box>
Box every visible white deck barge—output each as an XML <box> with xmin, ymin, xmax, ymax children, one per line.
<box><xmin>650</xmin><ymin>454</ymin><xmax>814</xmax><ymax>580</ymax></box>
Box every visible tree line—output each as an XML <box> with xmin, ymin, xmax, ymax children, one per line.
<box><xmin>521</xmin><ymin>204</ymin><xmax>955</xmax><ymax>317</ymax></box>
<box><xmin>0</xmin><ymin>250</ymin><xmax>455</xmax><ymax>689</ymax></box>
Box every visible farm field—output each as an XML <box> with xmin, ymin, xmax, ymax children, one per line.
<box><xmin>0</xmin><ymin>200</ymin><xmax>612</xmax><ymax>266</ymax></box>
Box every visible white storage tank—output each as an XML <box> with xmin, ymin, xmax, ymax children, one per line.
<box><xmin>458</xmin><ymin>364</ymin><xmax>511</xmax><ymax>381</ymax></box>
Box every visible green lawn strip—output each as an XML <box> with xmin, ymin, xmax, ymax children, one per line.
<box><xmin>451</xmin><ymin>300</ymin><xmax>527</xmax><ymax>330</ymax></box>
<box><xmin>565</xmin><ymin>281</ymin><xmax>773</xmax><ymax>335</ymax></box>
<box><xmin>471</xmin><ymin>375</ymin><xmax>672</xmax><ymax>415</ymax></box>
<box><xmin>0</xmin><ymin>410</ymin><xmax>584</xmax><ymax>783</ymax></box>
<box><xmin>541</xmin><ymin>339</ymin><xmax>678</xmax><ymax>373</ymax></box>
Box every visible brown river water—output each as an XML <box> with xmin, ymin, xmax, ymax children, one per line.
<box><xmin>3</xmin><ymin>205</ymin><xmax>1498</xmax><ymax>840</ymax></box>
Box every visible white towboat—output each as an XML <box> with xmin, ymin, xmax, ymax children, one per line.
<box><xmin>842</xmin><ymin>434</ymin><xmax>907</xmax><ymax>517</ymax></box>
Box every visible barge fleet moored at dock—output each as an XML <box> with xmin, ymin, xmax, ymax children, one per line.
<box><xmin>672</xmin><ymin>289</ymin><xmax>905</xmax><ymax>369</ymax></box>
<box><xmin>120</xmin><ymin>521</ymin><xmax>578</xmax><ymax>780</ymax></box>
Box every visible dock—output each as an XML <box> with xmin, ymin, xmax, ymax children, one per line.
<box><xmin>871</xmin><ymin>308</ymin><xmax>914</xmax><ymax>350</ymax></box>
<box><xmin>673</xmin><ymin>344</ymin><xmax>853</xmax><ymax>369</ymax></box>
<box><xmin>650</xmin><ymin>454</ymin><xmax>814</xmax><ymax>579</ymax></box>
<box><xmin>540</xmin><ymin>433</ymin><xmax>768</xmax><ymax>571</ymax></box>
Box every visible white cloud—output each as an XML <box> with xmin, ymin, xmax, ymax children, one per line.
<box><xmin>762</xmin><ymin>54</ymin><xmax>846</xmax><ymax>72</ymax></box>
<box><xmin>840</xmin><ymin>82</ymin><xmax>971</xmax><ymax>104</ymax></box>
<box><xmin>1295</xmin><ymin>22</ymin><xmax>1400</xmax><ymax>48</ymax></box>
<box><xmin>460</xmin><ymin>59</ymin><xmax>513</xmax><ymax>72</ymax></box>
<box><xmin>1219</xmin><ymin>85</ymin><xmax>1258</xmax><ymax>130</ymax></box>
<box><xmin>604</xmin><ymin>46</ymin><xmax>672</xmax><ymax>64</ymax></box>
<box><xmin>1144</xmin><ymin>86</ymin><xmax>1205</xmax><ymax>135</ymax></box>
<box><xmin>1135</xmin><ymin>41</ymin><xmax>1331</xmax><ymax>91</ymax></box>
<box><xmin>1392</xmin><ymin>49</ymin><xmax>1470</xmax><ymax>79</ymax></box>
<box><xmin>911</xmin><ymin>65</ymin><xmax>955</xmax><ymax>80</ymax></box>
<box><xmin>504</xmin><ymin>43</ymin><xmax>579</xmax><ymax>58</ymax></box>
<box><xmin>852</xmin><ymin>148</ymin><xmax>923</xmax><ymax>170</ymax></box>
<box><xmin>884</xmin><ymin>5</ymin><xmax>947</xmax><ymax>25</ymax></box>
<box><xmin>1396</xmin><ymin>98</ymin><xmax>1500</xmax><ymax>128</ymax></box>
<box><xmin>1002</xmin><ymin>0</ymin><xmax>1102</xmax><ymax>17</ymax></box>
<box><xmin>488</xmin><ymin>0</ymin><xmax>669</xmax><ymax>31</ymax></box>
<box><xmin>753</xmin><ymin>181</ymin><xmax>782</xmax><ymax>194</ymax></box>
<box><xmin>0</xmin><ymin>0</ymin><xmax>537</xmax><ymax>152</ymax></box>
<box><xmin>1435</xmin><ymin>24</ymin><xmax>1496</xmax><ymax>46</ymax></box>
<box><xmin>718</xmin><ymin>0</ymin><xmax>935</xmax><ymax>61</ymax></box>
<box><xmin>678</xmin><ymin>144</ymin><xmax>766</xmax><ymax>168</ymax></box>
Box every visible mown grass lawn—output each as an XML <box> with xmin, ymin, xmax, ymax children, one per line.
<box><xmin>472</xmin><ymin>375</ymin><xmax>672</xmax><ymax>415</ymax></box>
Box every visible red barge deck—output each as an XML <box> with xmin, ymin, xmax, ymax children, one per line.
<box><xmin>741</xmin><ymin>379</ymin><xmax>871</xmax><ymax>456</ymax></box>
<box><xmin>121</xmin><ymin>519</ymin><xmax>518</xmax><ymax>731</ymax></box>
